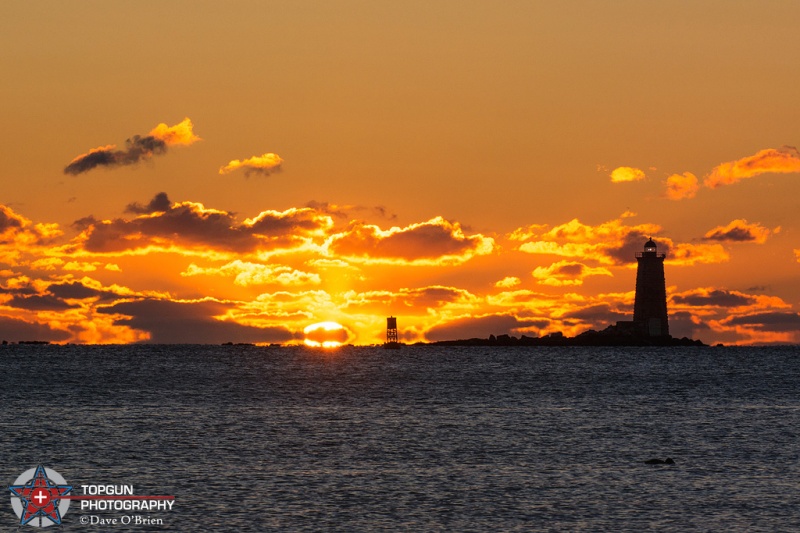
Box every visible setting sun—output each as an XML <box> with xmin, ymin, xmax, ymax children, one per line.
<box><xmin>303</xmin><ymin>321</ymin><xmax>349</xmax><ymax>348</ymax></box>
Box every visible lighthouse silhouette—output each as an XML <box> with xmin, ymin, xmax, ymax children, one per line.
<box><xmin>633</xmin><ymin>238</ymin><xmax>669</xmax><ymax>336</ymax></box>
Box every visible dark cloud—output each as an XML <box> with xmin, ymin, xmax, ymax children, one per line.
<box><xmin>606</xmin><ymin>233</ymin><xmax>671</xmax><ymax>265</ymax></box>
<box><xmin>47</xmin><ymin>281</ymin><xmax>120</xmax><ymax>302</ymax></box>
<box><xmin>64</xmin><ymin>118</ymin><xmax>200</xmax><ymax>175</ymax></box>
<box><xmin>6</xmin><ymin>294</ymin><xmax>78</xmax><ymax>311</ymax></box>
<box><xmin>64</xmin><ymin>136</ymin><xmax>168</xmax><ymax>175</ymax></box>
<box><xmin>668</xmin><ymin>311</ymin><xmax>711</xmax><ymax>341</ymax></box>
<box><xmin>0</xmin><ymin>285</ymin><xmax>38</xmax><ymax>296</ymax></box>
<box><xmin>71</xmin><ymin>215</ymin><xmax>98</xmax><ymax>231</ymax></box>
<box><xmin>702</xmin><ymin>219</ymin><xmax>771</xmax><ymax>243</ymax></box>
<box><xmin>125</xmin><ymin>192</ymin><xmax>172</xmax><ymax>214</ymax></box>
<box><xmin>0</xmin><ymin>206</ymin><xmax>25</xmax><ymax>233</ymax></box>
<box><xmin>722</xmin><ymin>312</ymin><xmax>800</xmax><ymax>333</ymax></box>
<box><xmin>704</xmin><ymin>227</ymin><xmax>757</xmax><ymax>242</ymax></box>
<box><xmin>0</xmin><ymin>316</ymin><xmax>71</xmax><ymax>343</ymax></box>
<box><xmin>554</xmin><ymin>263</ymin><xmax>585</xmax><ymax>276</ymax></box>
<box><xmin>74</xmin><ymin>196</ymin><xmax>331</xmax><ymax>254</ymax></box>
<box><xmin>97</xmin><ymin>299</ymin><xmax>294</xmax><ymax>344</ymax></box>
<box><xmin>672</xmin><ymin>290</ymin><xmax>755</xmax><ymax>308</ymax></box>
<box><xmin>425</xmin><ymin>314</ymin><xmax>545</xmax><ymax>341</ymax></box>
<box><xmin>563</xmin><ymin>304</ymin><xmax>627</xmax><ymax>323</ymax></box>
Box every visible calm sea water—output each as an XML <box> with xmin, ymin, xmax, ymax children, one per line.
<box><xmin>1</xmin><ymin>344</ymin><xmax>799</xmax><ymax>531</ymax></box>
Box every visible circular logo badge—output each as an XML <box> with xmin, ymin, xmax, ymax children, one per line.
<box><xmin>9</xmin><ymin>466</ymin><xmax>73</xmax><ymax>527</ymax></box>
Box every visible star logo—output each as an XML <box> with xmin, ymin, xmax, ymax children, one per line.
<box><xmin>8</xmin><ymin>465</ymin><xmax>73</xmax><ymax>527</ymax></box>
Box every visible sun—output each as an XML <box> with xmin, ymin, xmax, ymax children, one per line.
<box><xmin>303</xmin><ymin>321</ymin><xmax>349</xmax><ymax>348</ymax></box>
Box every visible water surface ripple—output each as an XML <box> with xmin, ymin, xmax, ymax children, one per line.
<box><xmin>1</xmin><ymin>345</ymin><xmax>798</xmax><ymax>531</ymax></box>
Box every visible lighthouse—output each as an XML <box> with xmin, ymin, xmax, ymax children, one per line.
<box><xmin>633</xmin><ymin>238</ymin><xmax>669</xmax><ymax>337</ymax></box>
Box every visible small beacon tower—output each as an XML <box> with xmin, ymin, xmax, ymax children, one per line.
<box><xmin>386</xmin><ymin>316</ymin><xmax>398</xmax><ymax>343</ymax></box>
<box><xmin>633</xmin><ymin>239</ymin><xmax>669</xmax><ymax>337</ymax></box>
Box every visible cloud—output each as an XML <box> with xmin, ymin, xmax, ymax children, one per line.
<box><xmin>73</xmin><ymin>194</ymin><xmax>333</xmax><ymax>254</ymax></box>
<box><xmin>5</xmin><ymin>294</ymin><xmax>79</xmax><ymax>311</ymax></box>
<box><xmin>125</xmin><ymin>192</ymin><xmax>172</xmax><ymax>214</ymax></box>
<box><xmin>532</xmin><ymin>261</ymin><xmax>612</xmax><ymax>286</ymax></box>
<box><xmin>514</xmin><ymin>217</ymin><xmax>730</xmax><ymax>267</ymax></box>
<box><xmin>721</xmin><ymin>311</ymin><xmax>800</xmax><ymax>333</ymax></box>
<box><xmin>669</xmin><ymin>287</ymin><xmax>795</xmax><ymax>343</ymax></box>
<box><xmin>219</xmin><ymin>153</ymin><xmax>283</xmax><ymax>176</ymax></box>
<box><xmin>147</xmin><ymin>118</ymin><xmax>201</xmax><ymax>146</ymax></box>
<box><xmin>0</xmin><ymin>205</ymin><xmax>62</xmax><ymax>261</ymax></box>
<box><xmin>64</xmin><ymin>118</ymin><xmax>200</xmax><ymax>175</ymax></box>
<box><xmin>0</xmin><ymin>316</ymin><xmax>71</xmax><ymax>343</ymax></box>
<box><xmin>327</xmin><ymin>217</ymin><xmax>495</xmax><ymax>265</ymax></box>
<box><xmin>47</xmin><ymin>280</ymin><xmax>124</xmax><ymax>302</ymax></box>
<box><xmin>668</xmin><ymin>310</ymin><xmax>712</xmax><ymax>341</ymax></box>
<box><xmin>702</xmin><ymin>219</ymin><xmax>773</xmax><ymax>243</ymax></box>
<box><xmin>610</xmin><ymin>166</ymin><xmax>646</xmax><ymax>183</ymax></box>
<box><xmin>516</xmin><ymin>218</ymin><xmax>661</xmax><ymax>265</ymax></box>
<box><xmin>561</xmin><ymin>303</ymin><xmax>628</xmax><ymax>324</ymax></box>
<box><xmin>182</xmin><ymin>260</ymin><xmax>321</xmax><ymax>287</ymax></box>
<box><xmin>666</xmin><ymin>243</ymin><xmax>729</xmax><ymax>266</ymax></box>
<box><xmin>705</xmin><ymin>146</ymin><xmax>800</xmax><ymax>188</ymax></box>
<box><xmin>495</xmin><ymin>276</ymin><xmax>521</xmax><ymax>288</ymax></box>
<box><xmin>0</xmin><ymin>205</ymin><xmax>25</xmax><ymax>237</ymax></box>
<box><xmin>342</xmin><ymin>286</ymin><xmax>479</xmax><ymax>313</ymax></box>
<box><xmin>671</xmin><ymin>288</ymin><xmax>756</xmax><ymax>308</ymax></box>
<box><xmin>305</xmin><ymin>201</ymin><xmax>398</xmax><ymax>222</ymax></box>
<box><xmin>97</xmin><ymin>298</ymin><xmax>294</xmax><ymax>344</ymax></box>
<box><xmin>664</xmin><ymin>172</ymin><xmax>699</xmax><ymax>200</ymax></box>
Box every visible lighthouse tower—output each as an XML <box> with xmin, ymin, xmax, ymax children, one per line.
<box><xmin>633</xmin><ymin>239</ymin><xmax>669</xmax><ymax>337</ymax></box>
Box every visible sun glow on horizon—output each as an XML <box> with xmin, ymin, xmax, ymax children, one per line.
<box><xmin>303</xmin><ymin>321</ymin><xmax>348</xmax><ymax>348</ymax></box>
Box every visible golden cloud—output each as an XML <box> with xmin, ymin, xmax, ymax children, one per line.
<box><xmin>148</xmin><ymin>117</ymin><xmax>201</xmax><ymax>146</ymax></box>
<box><xmin>182</xmin><ymin>260</ymin><xmax>321</xmax><ymax>286</ymax></box>
<box><xmin>532</xmin><ymin>261</ymin><xmax>612</xmax><ymax>286</ymax></box>
<box><xmin>0</xmin><ymin>205</ymin><xmax>63</xmax><ymax>266</ymax></box>
<box><xmin>327</xmin><ymin>217</ymin><xmax>495</xmax><ymax>265</ymax></box>
<box><xmin>702</xmin><ymin>219</ymin><xmax>773</xmax><ymax>244</ymax></box>
<box><xmin>610</xmin><ymin>166</ymin><xmax>646</xmax><ymax>183</ymax></box>
<box><xmin>516</xmin><ymin>218</ymin><xmax>661</xmax><ymax>265</ymax></box>
<box><xmin>705</xmin><ymin>146</ymin><xmax>800</xmax><ymax>188</ymax></box>
<box><xmin>664</xmin><ymin>172</ymin><xmax>699</xmax><ymax>200</ymax></box>
<box><xmin>219</xmin><ymin>153</ymin><xmax>283</xmax><ymax>176</ymax></box>
<box><xmin>495</xmin><ymin>276</ymin><xmax>521</xmax><ymax>288</ymax></box>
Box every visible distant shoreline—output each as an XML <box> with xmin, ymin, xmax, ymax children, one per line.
<box><xmin>423</xmin><ymin>333</ymin><xmax>707</xmax><ymax>347</ymax></box>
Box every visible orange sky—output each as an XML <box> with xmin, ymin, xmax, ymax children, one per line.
<box><xmin>2</xmin><ymin>1</ymin><xmax>800</xmax><ymax>345</ymax></box>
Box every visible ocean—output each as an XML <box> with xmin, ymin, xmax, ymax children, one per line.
<box><xmin>1</xmin><ymin>344</ymin><xmax>799</xmax><ymax>531</ymax></box>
